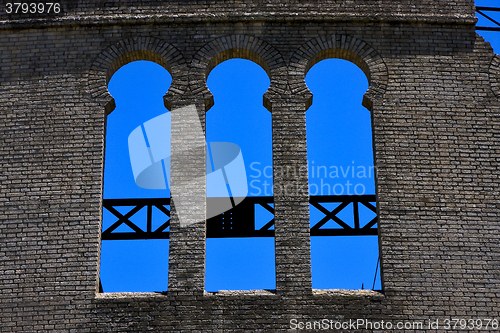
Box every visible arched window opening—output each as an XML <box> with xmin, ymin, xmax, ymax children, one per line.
<box><xmin>306</xmin><ymin>59</ymin><xmax>381</xmax><ymax>290</ymax></box>
<box><xmin>100</xmin><ymin>60</ymin><xmax>172</xmax><ymax>292</ymax></box>
<box><xmin>205</xmin><ymin>58</ymin><xmax>275</xmax><ymax>291</ymax></box>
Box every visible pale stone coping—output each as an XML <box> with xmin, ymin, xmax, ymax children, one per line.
<box><xmin>96</xmin><ymin>289</ymin><xmax>384</xmax><ymax>299</ymax></box>
<box><xmin>96</xmin><ymin>292</ymin><xmax>168</xmax><ymax>300</ymax></box>
<box><xmin>95</xmin><ymin>290</ymin><xmax>278</xmax><ymax>300</ymax></box>
<box><xmin>312</xmin><ymin>289</ymin><xmax>384</xmax><ymax>298</ymax></box>
<box><xmin>205</xmin><ymin>289</ymin><xmax>278</xmax><ymax>297</ymax></box>
<box><xmin>0</xmin><ymin>12</ymin><xmax>476</xmax><ymax>31</ymax></box>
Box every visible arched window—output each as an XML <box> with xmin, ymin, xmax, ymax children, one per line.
<box><xmin>205</xmin><ymin>59</ymin><xmax>275</xmax><ymax>291</ymax></box>
<box><xmin>306</xmin><ymin>59</ymin><xmax>381</xmax><ymax>290</ymax></box>
<box><xmin>100</xmin><ymin>60</ymin><xmax>172</xmax><ymax>292</ymax></box>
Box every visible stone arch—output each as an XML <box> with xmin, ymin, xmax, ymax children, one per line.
<box><xmin>88</xmin><ymin>37</ymin><xmax>187</xmax><ymax>114</ymax></box>
<box><xmin>190</xmin><ymin>34</ymin><xmax>286</xmax><ymax>112</ymax></box>
<box><xmin>289</xmin><ymin>35</ymin><xmax>389</xmax><ymax>111</ymax></box>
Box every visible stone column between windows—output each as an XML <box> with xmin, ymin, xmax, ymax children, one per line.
<box><xmin>167</xmin><ymin>97</ymin><xmax>206</xmax><ymax>294</ymax></box>
<box><xmin>271</xmin><ymin>93</ymin><xmax>312</xmax><ymax>295</ymax></box>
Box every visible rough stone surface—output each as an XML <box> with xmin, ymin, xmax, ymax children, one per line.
<box><xmin>1</xmin><ymin>0</ymin><xmax>500</xmax><ymax>331</ymax></box>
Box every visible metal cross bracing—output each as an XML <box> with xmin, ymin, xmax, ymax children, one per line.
<box><xmin>101</xmin><ymin>198</ymin><xmax>171</xmax><ymax>240</ymax></box>
<box><xmin>101</xmin><ymin>195</ymin><xmax>378</xmax><ymax>240</ymax></box>
<box><xmin>309</xmin><ymin>195</ymin><xmax>378</xmax><ymax>236</ymax></box>
<box><xmin>476</xmin><ymin>7</ymin><xmax>500</xmax><ymax>31</ymax></box>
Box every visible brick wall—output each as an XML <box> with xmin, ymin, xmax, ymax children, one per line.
<box><xmin>1</xmin><ymin>0</ymin><xmax>500</xmax><ymax>331</ymax></box>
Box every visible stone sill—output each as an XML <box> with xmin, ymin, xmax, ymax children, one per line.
<box><xmin>312</xmin><ymin>289</ymin><xmax>384</xmax><ymax>298</ymax></box>
<box><xmin>95</xmin><ymin>289</ymin><xmax>384</xmax><ymax>301</ymax></box>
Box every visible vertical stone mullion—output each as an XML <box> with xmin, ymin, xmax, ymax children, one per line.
<box><xmin>272</xmin><ymin>94</ymin><xmax>312</xmax><ymax>295</ymax></box>
<box><xmin>167</xmin><ymin>96</ymin><xmax>207</xmax><ymax>294</ymax></box>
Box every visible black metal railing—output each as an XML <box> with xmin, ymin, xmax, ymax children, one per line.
<box><xmin>310</xmin><ymin>195</ymin><xmax>378</xmax><ymax>236</ymax></box>
<box><xmin>101</xmin><ymin>195</ymin><xmax>378</xmax><ymax>240</ymax></box>
<box><xmin>476</xmin><ymin>7</ymin><xmax>500</xmax><ymax>31</ymax></box>
<box><xmin>102</xmin><ymin>198</ymin><xmax>171</xmax><ymax>240</ymax></box>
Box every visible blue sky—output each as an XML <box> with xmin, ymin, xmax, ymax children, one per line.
<box><xmin>99</xmin><ymin>7</ymin><xmax>500</xmax><ymax>292</ymax></box>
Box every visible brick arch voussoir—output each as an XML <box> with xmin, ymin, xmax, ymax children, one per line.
<box><xmin>289</xmin><ymin>35</ymin><xmax>388</xmax><ymax>111</ymax></box>
<box><xmin>88</xmin><ymin>37</ymin><xmax>187</xmax><ymax>114</ymax></box>
<box><xmin>489</xmin><ymin>54</ymin><xmax>500</xmax><ymax>98</ymax></box>
<box><xmin>190</xmin><ymin>34</ymin><xmax>286</xmax><ymax>112</ymax></box>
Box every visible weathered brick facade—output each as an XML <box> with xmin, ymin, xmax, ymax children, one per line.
<box><xmin>1</xmin><ymin>0</ymin><xmax>499</xmax><ymax>331</ymax></box>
